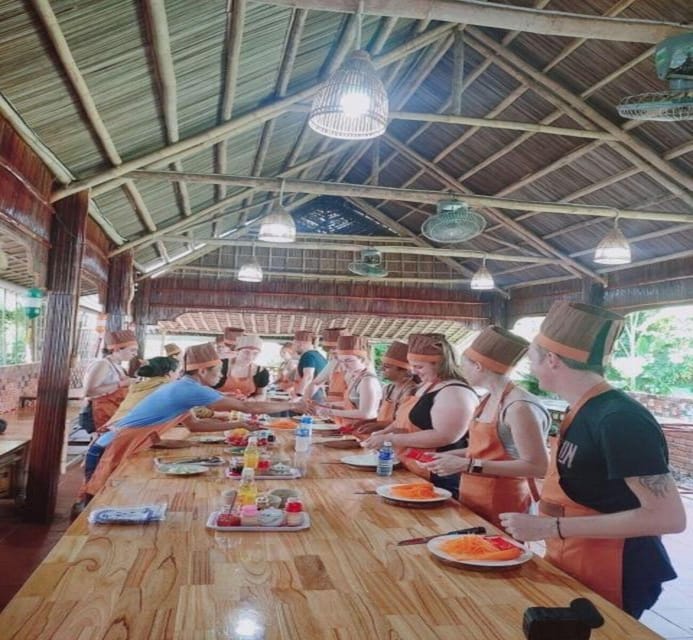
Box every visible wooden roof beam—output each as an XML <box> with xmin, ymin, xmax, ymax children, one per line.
<box><xmin>54</xmin><ymin>22</ymin><xmax>454</xmax><ymax>202</ymax></box>
<box><xmin>259</xmin><ymin>0</ymin><xmax>691</xmax><ymax>43</ymax></box>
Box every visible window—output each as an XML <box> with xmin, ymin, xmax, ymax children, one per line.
<box><xmin>0</xmin><ymin>283</ymin><xmax>43</xmax><ymax>365</ymax></box>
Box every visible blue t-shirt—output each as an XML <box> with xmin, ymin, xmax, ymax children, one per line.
<box><xmin>95</xmin><ymin>376</ymin><xmax>223</xmax><ymax>447</ymax></box>
<box><xmin>297</xmin><ymin>350</ymin><xmax>327</xmax><ymax>377</ymax></box>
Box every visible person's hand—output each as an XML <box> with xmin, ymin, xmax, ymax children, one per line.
<box><xmin>499</xmin><ymin>512</ymin><xmax>558</xmax><ymax>542</ymax></box>
<box><xmin>291</xmin><ymin>398</ymin><xmax>307</xmax><ymax>413</ymax></box>
<box><xmin>361</xmin><ymin>430</ymin><xmax>388</xmax><ymax>450</ymax></box>
<box><xmin>421</xmin><ymin>453</ymin><xmax>468</xmax><ymax>477</ymax></box>
<box><xmin>119</xmin><ymin>377</ymin><xmax>134</xmax><ymax>388</ymax></box>
<box><xmin>354</xmin><ymin>422</ymin><xmax>382</xmax><ymax>436</ymax></box>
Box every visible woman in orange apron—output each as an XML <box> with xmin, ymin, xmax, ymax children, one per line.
<box><xmin>213</xmin><ymin>326</ymin><xmax>244</xmax><ymax>390</ymax></box>
<box><xmin>422</xmin><ymin>326</ymin><xmax>549</xmax><ymax>528</ymax></box>
<box><xmin>83</xmin><ymin>329</ymin><xmax>138</xmax><ymax>431</ymax></box>
<box><xmin>219</xmin><ymin>334</ymin><xmax>270</xmax><ymax>399</ymax></box>
<box><xmin>305</xmin><ymin>327</ymin><xmax>348</xmax><ymax>402</ymax></box>
<box><xmin>276</xmin><ymin>342</ymin><xmax>298</xmax><ymax>392</ymax></box>
<box><xmin>500</xmin><ymin>302</ymin><xmax>682</xmax><ymax>619</ymax></box>
<box><xmin>353</xmin><ymin>340</ymin><xmax>418</xmax><ymax>436</ymax></box>
<box><xmin>363</xmin><ymin>334</ymin><xmax>478</xmax><ymax>496</ymax></box>
<box><xmin>74</xmin><ymin>342</ymin><xmax>304</xmax><ymax>512</ymax></box>
<box><xmin>316</xmin><ymin>335</ymin><xmax>381</xmax><ymax>428</ymax></box>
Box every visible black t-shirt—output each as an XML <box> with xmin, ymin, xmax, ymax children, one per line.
<box><xmin>557</xmin><ymin>389</ymin><xmax>670</xmax><ymax>513</ymax></box>
<box><xmin>297</xmin><ymin>350</ymin><xmax>327</xmax><ymax>377</ymax></box>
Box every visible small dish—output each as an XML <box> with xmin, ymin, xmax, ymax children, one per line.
<box><xmin>157</xmin><ymin>463</ymin><xmax>208</xmax><ymax>476</ymax></box>
<box><xmin>376</xmin><ymin>484</ymin><xmax>451</xmax><ymax>504</ymax></box>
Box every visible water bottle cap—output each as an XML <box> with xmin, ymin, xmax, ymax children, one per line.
<box><xmin>247</xmin><ymin>436</ymin><xmax>258</xmax><ymax>445</ymax></box>
<box><xmin>383</xmin><ymin>441</ymin><xmax>392</xmax><ymax>447</ymax></box>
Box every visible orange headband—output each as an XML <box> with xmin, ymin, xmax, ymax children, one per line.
<box><xmin>185</xmin><ymin>358</ymin><xmax>222</xmax><ymax>372</ymax></box>
<box><xmin>382</xmin><ymin>356</ymin><xmax>410</xmax><ymax>369</ymax></box>
<box><xmin>536</xmin><ymin>333</ymin><xmax>590</xmax><ymax>363</ymax></box>
<box><xmin>407</xmin><ymin>353</ymin><xmax>442</xmax><ymax>363</ymax></box>
<box><xmin>109</xmin><ymin>340</ymin><xmax>138</xmax><ymax>350</ymax></box>
<box><xmin>337</xmin><ymin>349</ymin><xmax>368</xmax><ymax>358</ymax></box>
<box><xmin>464</xmin><ymin>347</ymin><xmax>511</xmax><ymax>374</ymax></box>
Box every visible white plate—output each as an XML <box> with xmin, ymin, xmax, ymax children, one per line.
<box><xmin>157</xmin><ymin>463</ymin><xmax>208</xmax><ymax>476</ymax></box>
<box><xmin>306</xmin><ymin>422</ymin><xmax>340</xmax><ymax>432</ymax></box>
<box><xmin>375</xmin><ymin>484</ymin><xmax>452</xmax><ymax>503</ymax></box>
<box><xmin>206</xmin><ymin>511</ymin><xmax>310</xmax><ymax>532</ymax></box>
<box><xmin>188</xmin><ymin>435</ymin><xmax>226</xmax><ymax>444</ymax></box>
<box><xmin>340</xmin><ymin>453</ymin><xmax>400</xmax><ymax>468</ymax></box>
<box><xmin>427</xmin><ymin>534</ymin><xmax>533</xmax><ymax>567</ymax></box>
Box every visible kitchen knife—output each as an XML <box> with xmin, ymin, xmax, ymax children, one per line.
<box><xmin>397</xmin><ymin>525</ymin><xmax>487</xmax><ymax>546</ymax></box>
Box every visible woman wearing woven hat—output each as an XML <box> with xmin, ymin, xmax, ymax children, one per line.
<box><xmin>422</xmin><ymin>326</ymin><xmax>550</xmax><ymax>527</ymax></box>
<box><xmin>352</xmin><ymin>340</ymin><xmax>418</xmax><ymax>436</ymax></box>
<box><xmin>500</xmin><ymin>302</ymin><xmax>685</xmax><ymax>618</ymax></box>
<box><xmin>164</xmin><ymin>343</ymin><xmax>182</xmax><ymax>361</ymax></box>
<box><xmin>222</xmin><ymin>334</ymin><xmax>270</xmax><ymax>399</ymax></box>
<box><xmin>316</xmin><ymin>335</ymin><xmax>382</xmax><ymax>426</ymax></box>
<box><xmin>74</xmin><ymin>342</ymin><xmax>304</xmax><ymax>512</ymax></box>
<box><xmin>306</xmin><ymin>327</ymin><xmax>349</xmax><ymax>404</ymax></box>
<box><xmin>363</xmin><ymin>333</ymin><xmax>478</xmax><ymax>496</ymax></box>
<box><xmin>83</xmin><ymin>329</ymin><xmax>138</xmax><ymax>432</ymax></box>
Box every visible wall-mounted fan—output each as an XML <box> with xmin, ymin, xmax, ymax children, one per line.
<box><xmin>617</xmin><ymin>33</ymin><xmax>693</xmax><ymax>121</ymax></box>
<box><xmin>348</xmin><ymin>248</ymin><xmax>388</xmax><ymax>278</ymax></box>
<box><xmin>422</xmin><ymin>199</ymin><xmax>486</xmax><ymax>243</ymax></box>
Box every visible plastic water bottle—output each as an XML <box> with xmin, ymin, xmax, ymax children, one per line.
<box><xmin>377</xmin><ymin>441</ymin><xmax>394</xmax><ymax>477</ymax></box>
<box><xmin>295</xmin><ymin>415</ymin><xmax>312</xmax><ymax>453</ymax></box>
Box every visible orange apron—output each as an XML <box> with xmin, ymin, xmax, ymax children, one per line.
<box><xmin>376</xmin><ymin>384</ymin><xmax>397</xmax><ymax>424</ymax></box>
<box><xmin>539</xmin><ymin>381</ymin><xmax>624</xmax><ymax>609</ymax></box>
<box><xmin>337</xmin><ymin>369</ymin><xmax>376</xmax><ymax>429</ymax></box>
<box><xmin>220</xmin><ymin>363</ymin><xmax>257</xmax><ymax>397</ymax></box>
<box><xmin>92</xmin><ymin>386</ymin><xmax>129</xmax><ymax>432</ymax></box>
<box><xmin>459</xmin><ymin>383</ymin><xmax>531</xmax><ymax>528</ymax></box>
<box><xmin>327</xmin><ymin>367</ymin><xmax>347</xmax><ymax>404</ymax></box>
<box><xmin>82</xmin><ymin>412</ymin><xmax>186</xmax><ymax>498</ymax></box>
<box><xmin>393</xmin><ymin>386</ymin><xmax>434</xmax><ymax>480</ymax></box>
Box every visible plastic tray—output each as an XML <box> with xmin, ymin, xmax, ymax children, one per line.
<box><xmin>225</xmin><ymin>468</ymin><xmax>301</xmax><ymax>480</ymax></box>
<box><xmin>206</xmin><ymin>511</ymin><xmax>310</xmax><ymax>532</ymax></box>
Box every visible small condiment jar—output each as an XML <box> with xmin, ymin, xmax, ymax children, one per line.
<box><xmin>240</xmin><ymin>504</ymin><xmax>259</xmax><ymax>526</ymax></box>
<box><xmin>255</xmin><ymin>495</ymin><xmax>270</xmax><ymax>510</ymax></box>
<box><xmin>258</xmin><ymin>453</ymin><xmax>271</xmax><ymax>472</ymax></box>
<box><xmin>284</xmin><ymin>497</ymin><xmax>304</xmax><ymax>526</ymax></box>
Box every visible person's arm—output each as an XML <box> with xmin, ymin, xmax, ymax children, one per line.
<box><xmin>308</xmin><ymin>359</ymin><xmax>335</xmax><ymax>398</ymax></box>
<box><xmin>364</xmin><ymin>385</ymin><xmax>477</xmax><ymax>449</ymax></box>
<box><xmin>84</xmin><ymin>360</ymin><xmax>131</xmax><ymax>398</ymax></box>
<box><xmin>323</xmin><ymin>376</ymin><xmax>381</xmax><ymax>420</ymax></box>
<box><xmin>208</xmin><ymin>395</ymin><xmax>305</xmax><ymax>415</ymax></box>
<box><xmin>295</xmin><ymin>367</ymin><xmax>316</xmax><ymax>396</ymax></box>
<box><xmin>501</xmin><ymin>472</ymin><xmax>686</xmax><ymax>541</ymax></box>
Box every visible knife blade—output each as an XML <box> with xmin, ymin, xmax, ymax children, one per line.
<box><xmin>397</xmin><ymin>526</ymin><xmax>487</xmax><ymax>546</ymax></box>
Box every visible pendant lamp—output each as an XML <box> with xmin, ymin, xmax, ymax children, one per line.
<box><xmin>258</xmin><ymin>180</ymin><xmax>296</xmax><ymax>243</ymax></box>
<box><xmin>237</xmin><ymin>245</ymin><xmax>263</xmax><ymax>283</ymax></box>
<box><xmin>470</xmin><ymin>258</ymin><xmax>495</xmax><ymax>290</ymax></box>
<box><xmin>594</xmin><ymin>218</ymin><xmax>631</xmax><ymax>265</ymax></box>
<box><xmin>308</xmin><ymin>5</ymin><xmax>388</xmax><ymax>140</ymax></box>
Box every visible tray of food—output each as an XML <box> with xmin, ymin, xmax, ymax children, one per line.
<box><xmin>225</xmin><ymin>463</ymin><xmax>300</xmax><ymax>480</ymax></box>
<box><xmin>206</xmin><ymin>510</ymin><xmax>310</xmax><ymax>531</ymax></box>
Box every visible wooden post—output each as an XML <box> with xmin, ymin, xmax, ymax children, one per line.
<box><xmin>582</xmin><ymin>279</ymin><xmax>605</xmax><ymax>307</ymax></box>
<box><xmin>490</xmin><ymin>295</ymin><xmax>509</xmax><ymax>329</ymax></box>
<box><xmin>105</xmin><ymin>251</ymin><xmax>134</xmax><ymax>331</ymax></box>
<box><xmin>24</xmin><ymin>191</ymin><xmax>89</xmax><ymax>523</ymax></box>
<box><xmin>132</xmin><ymin>278</ymin><xmax>151</xmax><ymax>359</ymax></box>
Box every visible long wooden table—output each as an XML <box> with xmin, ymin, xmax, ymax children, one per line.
<box><xmin>0</xmin><ymin>431</ymin><xmax>662</xmax><ymax>639</ymax></box>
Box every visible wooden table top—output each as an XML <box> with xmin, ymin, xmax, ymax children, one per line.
<box><xmin>0</xmin><ymin>439</ymin><xmax>30</xmax><ymax>458</ymax></box>
<box><xmin>0</xmin><ymin>431</ymin><xmax>662</xmax><ymax>640</ymax></box>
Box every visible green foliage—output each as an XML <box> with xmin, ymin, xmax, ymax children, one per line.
<box><xmin>0</xmin><ymin>305</ymin><xmax>28</xmax><ymax>366</ymax></box>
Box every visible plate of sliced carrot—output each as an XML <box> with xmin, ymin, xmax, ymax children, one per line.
<box><xmin>269</xmin><ymin>418</ymin><xmax>299</xmax><ymax>430</ymax></box>
<box><xmin>427</xmin><ymin>533</ymin><xmax>532</xmax><ymax>567</ymax></box>
<box><xmin>376</xmin><ymin>482</ymin><xmax>452</xmax><ymax>503</ymax></box>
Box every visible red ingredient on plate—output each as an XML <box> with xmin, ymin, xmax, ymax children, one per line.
<box><xmin>217</xmin><ymin>512</ymin><xmax>241</xmax><ymax>527</ymax></box>
<box><xmin>484</xmin><ymin>536</ymin><xmax>518</xmax><ymax>551</ymax></box>
<box><xmin>405</xmin><ymin>449</ymin><xmax>436</xmax><ymax>463</ymax></box>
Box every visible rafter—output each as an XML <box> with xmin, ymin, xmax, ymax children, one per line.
<box><xmin>259</xmin><ymin>0</ymin><xmax>690</xmax><ymax>42</ymax></box>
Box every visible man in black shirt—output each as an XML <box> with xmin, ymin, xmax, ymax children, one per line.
<box><xmin>500</xmin><ymin>301</ymin><xmax>685</xmax><ymax>619</ymax></box>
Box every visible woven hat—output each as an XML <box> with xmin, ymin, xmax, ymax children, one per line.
<box><xmin>382</xmin><ymin>341</ymin><xmax>410</xmax><ymax>369</ymax></box>
<box><xmin>294</xmin><ymin>330</ymin><xmax>315</xmax><ymax>342</ymax></box>
<box><xmin>223</xmin><ymin>327</ymin><xmax>245</xmax><ymax>345</ymax></box>
<box><xmin>407</xmin><ymin>333</ymin><xmax>445</xmax><ymax>363</ymax></box>
<box><xmin>184</xmin><ymin>343</ymin><xmax>222</xmax><ymax>372</ymax></box>
<box><xmin>537</xmin><ymin>301</ymin><xmax>624</xmax><ymax>366</ymax></box>
<box><xmin>236</xmin><ymin>334</ymin><xmax>263</xmax><ymax>351</ymax></box>
<box><xmin>336</xmin><ymin>335</ymin><xmax>369</xmax><ymax>357</ymax></box>
<box><xmin>104</xmin><ymin>330</ymin><xmax>137</xmax><ymax>350</ymax></box>
<box><xmin>322</xmin><ymin>327</ymin><xmax>348</xmax><ymax>347</ymax></box>
<box><xmin>464</xmin><ymin>326</ymin><xmax>528</xmax><ymax>374</ymax></box>
<box><xmin>164</xmin><ymin>343</ymin><xmax>181</xmax><ymax>357</ymax></box>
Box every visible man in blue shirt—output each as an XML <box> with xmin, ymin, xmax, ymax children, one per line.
<box><xmin>293</xmin><ymin>330</ymin><xmax>327</xmax><ymax>401</ymax></box>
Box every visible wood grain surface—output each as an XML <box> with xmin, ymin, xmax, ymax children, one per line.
<box><xmin>0</xmin><ymin>429</ymin><xmax>662</xmax><ymax>639</ymax></box>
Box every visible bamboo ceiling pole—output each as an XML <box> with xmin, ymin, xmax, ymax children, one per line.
<box><xmin>158</xmin><ymin>237</ymin><xmax>561</xmax><ymax>264</ymax></box>
<box><xmin>129</xmin><ymin>170</ymin><xmax>692</xmax><ymax>223</ymax></box>
<box><xmin>53</xmin><ymin>22</ymin><xmax>455</xmax><ymax>202</ymax></box>
<box><xmin>259</xmin><ymin>0</ymin><xmax>692</xmax><ymax>42</ymax></box>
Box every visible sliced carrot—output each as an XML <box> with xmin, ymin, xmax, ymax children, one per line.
<box><xmin>439</xmin><ymin>534</ymin><xmax>523</xmax><ymax>561</ymax></box>
<box><xmin>390</xmin><ymin>482</ymin><xmax>438</xmax><ymax>499</ymax></box>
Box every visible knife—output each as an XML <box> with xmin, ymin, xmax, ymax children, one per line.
<box><xmin>397</xmin><ymin>526</ymin><xmax>487</xmax><ymax>546</ymax></box>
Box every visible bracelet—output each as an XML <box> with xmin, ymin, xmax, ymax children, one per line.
<box><xmin>555</xmin><ymin>517</ymin><xmax>565</xmax><ymax>540</ymax></box>
<box><xmin>466</xmin><ymin>458</ymin><xmax>474</xmax><ymax>473</ymax></box>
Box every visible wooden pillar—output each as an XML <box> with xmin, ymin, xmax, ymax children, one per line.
<box><xmin>582</xmin><ymin>278</ymin><xmax>605</xmax><ymax>307</ymax></box>
<box><xmin>105</xmin><ymin>251</ymin><xmax>134</xmax><ymax>331</ymax></box>
<box><xmin>490</xmin><ymin>294</ymin><xmax>509</xmax><ymax>329</ymax></box>
<box><xmin>132</xmin><ymin>278</ymin><xmax>151</xmax><ymax>358</ymax></box>
<box><xmin>24</xmin><ymin>191</ymin><xmax>89</xmax><ymax>523</ymax></box>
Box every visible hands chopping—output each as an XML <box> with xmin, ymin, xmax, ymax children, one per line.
<box><xmin>361</xmin><ymin>430</ymin><xmax>389</xmax><ymax>449</ymax></box>
<box><xmin>499</xmin><ymin>512</ymin><xmax>558</xmax><ymax>542</ymax></box>
<box><xmin>420</xmin><ymin>453</ymin><xmax>468</xmax><ymax>477</ymax></box>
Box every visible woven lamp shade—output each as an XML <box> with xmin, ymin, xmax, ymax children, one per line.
<box><xmin>258</xmin><ymin>205</ymin><xmax>296</xmax><ymax>243</ymax></box>
<box><xmin>309</xmin><ymin>50</ymin><xmax>388</xmax><ymax>140</ymax></box>
<box><xmin>470</xmin><ymin>263</ymin><xmax>495</xmax><ymax>290</ymax></box>
<box><xmin>594</xmin><ymin>224</ymin><xmax>631</xmax><ymax>265</ymax></box>
<box><xmin>237</xmin><ymin>258</ymin><xmax>263</xmax><ymax>282</ymax></box>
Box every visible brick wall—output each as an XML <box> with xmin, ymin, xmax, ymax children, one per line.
<box><xmin>663</xmin><ymin>426</ymin><xmax>693</xmax><ymax>476</ymax></box>
<box><xmin>630</xmin><ymin>392</ymin><xmax>693</xmax><ymax>419</ymax></box>
<box><xmin>0</xmin><ymin>363</ymin><xmax>40</xmax><ymax>414</ymax></box>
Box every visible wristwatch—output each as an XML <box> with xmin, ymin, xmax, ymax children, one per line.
<box><xmin>470</xmin><ymin>459</ymin><xmax>484</xmax><ymax>474</ymax></box>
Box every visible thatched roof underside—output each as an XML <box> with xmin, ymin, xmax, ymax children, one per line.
<box><xmin>1</xmin><ymin>0</ymin><xmax>691</xmax><ymax>338</ymax></box>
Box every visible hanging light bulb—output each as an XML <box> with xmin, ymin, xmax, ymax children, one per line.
<box><xmin>258</xmin><ymin>180</ymin><xmax>296</xmax><ymax>243</ymax></box>
<box><xmin>594</xmin><ymin>217</ymin><xmax>631</xmax><ymax>265</ymax></box>
<box><xmin>237</xmin><ymin>244</ymin><xmax>263</xmax><ymax>283</ymax></box>
<box><xmin>470</xmin><ymin>258</ymin><xmax>495</xmax><ymax>290</ymax></box>
<box><xmin>308</xmin><ymin>4</ymin><xmax>388</xmax><ymax>140</ymax></box>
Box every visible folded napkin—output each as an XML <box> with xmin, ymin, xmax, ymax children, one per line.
<box><xmin>88</xmin><ymin>503</ymin><xmax>168</xmax><ymax>525</ymax></box>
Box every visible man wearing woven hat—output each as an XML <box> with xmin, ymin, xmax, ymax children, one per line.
<box><xmin>164</xmin><ymin>343</ymin><xmax>182</xmax><ymax>360</ymax></box>
<box><xmin>500</xmin><ymin>301</ymin><xmax>685</xmax><ymax>618</ymax></box>
<box><xmin>293</xmin><ymin>330</ymin><xmax>327</xmax><ymax>401</ymax></box>
<box><xmin>74</xmin><ymin>342</ymin><xmax>304</xmax><ymax>515</ymax></box>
